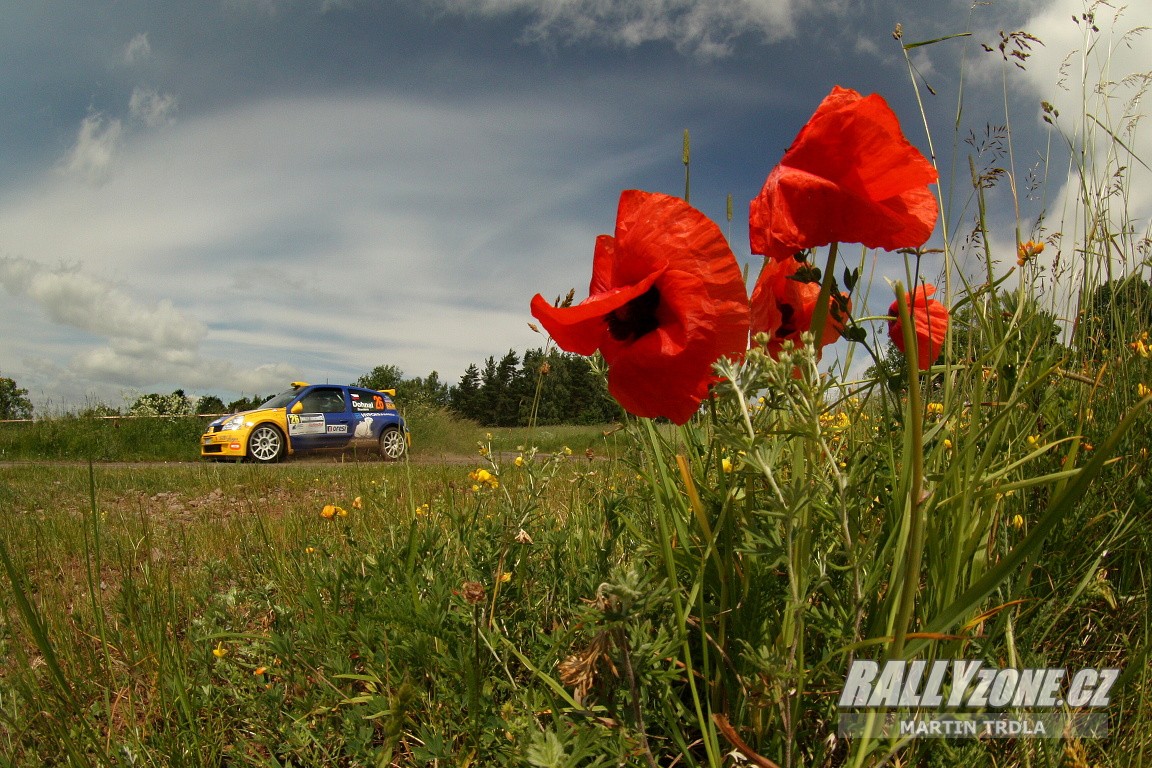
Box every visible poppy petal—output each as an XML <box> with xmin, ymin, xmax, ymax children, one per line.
<box><xmin>750</xmin><ymin>257</ymin><xmax>847</xmax><ymax>359</ymax></box>
<box><xmin>888</xmin><ymin>284</ymin><xmax>949</xmax><ymax>369</ymax></box>
<box><xmin>750</xmin><ymin>86</ymin><xmax>938</xmax><ymax>261</ymax></box>
<box><xmin>530</xmin><ymin>269</ymin><xmax>664</xmax><ymax>356</ymax></box>
<box><xmin>531</xmin><ymin>190</ymin><xmax>749</xmax><ymax>424</ymax></box>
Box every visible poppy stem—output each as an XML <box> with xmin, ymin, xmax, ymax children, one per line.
<box><xmin>808</xmin><ymin>242</ymin><xmax>840</xmax><ymax>351</ymax></box>
<box><xmin>889</xmin><ymin>283</ymin><xmax>926</xmax><ymax>661</ymax></box>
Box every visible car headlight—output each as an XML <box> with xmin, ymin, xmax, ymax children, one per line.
<box><xmin>221</xmin><ymin>414</ymin><xmax>247</xmax><ymax>431</ymax></box>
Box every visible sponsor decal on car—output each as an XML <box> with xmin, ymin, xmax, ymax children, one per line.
<box><xmin>288</xmin><ymin>413</ymin><xmax>326</xmax><ymax>436</ymax></box>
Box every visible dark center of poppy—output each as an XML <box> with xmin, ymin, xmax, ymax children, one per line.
<box><xmin>606</xmin><ymin>285</ymin><xmax>661</xmax><ymax>342</ymax></box>
<box><xmin>778</xmin><ymin>302</ymin><xmax>797</xmax><ymax>337</ymax></box>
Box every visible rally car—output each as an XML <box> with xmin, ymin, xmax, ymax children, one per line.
<box><xmin>201</xmin><ymin>382</ymin><xmax>408</xmax><ymax>463</ymax></box>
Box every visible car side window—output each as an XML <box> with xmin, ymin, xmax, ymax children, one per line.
<box><xmin>299</xmin><ymin>388</ymin><xmax>347</xmax><ymax>414</ymax></box>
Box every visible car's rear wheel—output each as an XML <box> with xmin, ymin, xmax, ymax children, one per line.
<box><xmin>379</xmin><ymin>426</ymin><xmax>406</xmax><ymax>461</ymax></box>
<box><xmin>247</xmin><ymin>424</ymin><xmax>285</xmax><ymax>463</ymax></box>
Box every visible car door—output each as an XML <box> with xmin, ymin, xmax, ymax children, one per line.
<box><xmin>286</xmin><ymin>386</ymin><xmax>353</xmax><ymax>452</ymax></box>
<box><xmin>347</xmin><ymin>387</ymin><xmax>392</xmax><ymax>445</ymax></box>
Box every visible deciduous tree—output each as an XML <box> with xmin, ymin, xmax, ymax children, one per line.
<box><xmin>0</xmin><ymin>374</ymin><xmax>33</xmax><ymax>420</ymax></box>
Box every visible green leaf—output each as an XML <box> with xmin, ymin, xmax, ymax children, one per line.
<box><xmin>903</xmin><ymin>32</ymin><xmax>972</xmax><ymax>50</ymax></box>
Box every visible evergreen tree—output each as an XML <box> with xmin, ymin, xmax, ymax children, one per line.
<box><xmin>451</xmin><ymin>364</ymin><xmax>482</xmax><ymax>421</ymax></box>
<box><xmin>494</xmin><ymin>350</ymin><xmax>522</xmax><ymax>426</ymax></box>
<box><xmin>477</xmin><ymin>355</ymin><xmax>500</xmax><ymax>423</ymax></box>
<box><xmin>562</xmin><ymin>353</ymin><xmax>619</xmax><ymax>423</ymax></box>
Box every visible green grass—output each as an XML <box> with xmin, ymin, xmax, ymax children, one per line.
<box><xmin>0</xmin><ymin>457</ymin><xmax>638</xmax><ymax>765</ymax></box>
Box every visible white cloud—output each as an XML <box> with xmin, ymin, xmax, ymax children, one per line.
<box><xmin>59</xmin><ymin>113</ymin><xmax>123</xmax><ymax>184</ymax></box>
<box><xmin>1013</xmin><ymin>2</ymin><xmax>1151</xmax><ymax>285</ymax></box>
<box><xmin>0</xmin><ymin>258</ymin><xmax>204</xmax><ymax>350</ymax></box>
<box><xmin>0</xmin><ymin>91</ymin><xmax>658</xmax><ymax>407</ymax></box>
<box><xmin>130</xmin><ymin>87</ymin><xmax>178</xmax><ymax>127</ymax></box>
<box><xmin>432</xmin><ymin>0</ymin><xmax>819</xmax><ymax>56</ymax></box>
<box><xmin>0</xmin><ymin>256</ymin><xmax>295</xmax><ymax>399</ymax></box>
<box><xmin>123</xmin><ymin>32</ymin><xmax>151</xmax><ymax>65</ymax></box>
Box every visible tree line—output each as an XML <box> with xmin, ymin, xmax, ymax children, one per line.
<box><xmin>354</xmin><ymin>347</ymin><xmax>620</xmax><ymax>426</ymax></box>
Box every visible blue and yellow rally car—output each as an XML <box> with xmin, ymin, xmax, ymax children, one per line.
<box><xmin>201</xmin><ymin>382</ymin><xmax>408</xmax><ymax>463</ymax></box>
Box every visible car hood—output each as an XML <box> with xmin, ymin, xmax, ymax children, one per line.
<box><xmin>210</xmin><ymin>407</ymin><xmax>284</xmax><ymax>427</ymax></box>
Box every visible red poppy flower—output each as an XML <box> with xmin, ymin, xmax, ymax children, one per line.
<box><xmin>888</xmin><ymin>283</ymin><xmax>949</xmax><ymax>369</ymax></box>
<box><xmin>749</xmin><ymin>86</ymin><xmax>939</xmax><ymax>262</ymax></box>
<box><xmin>530</xmin><ymin>190</ymin><xmax>749</xmax><ymax>424</ymax></box>
<box><xmin>750</xmin><ymin>256</ymin><xmax>847</xmax><ymax>359</ymax></box>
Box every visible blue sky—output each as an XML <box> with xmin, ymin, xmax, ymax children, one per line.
<box><xmin>0</xmin><ymin>0</ymin><xmax>1148</xmax><ymax>410</ymax></box>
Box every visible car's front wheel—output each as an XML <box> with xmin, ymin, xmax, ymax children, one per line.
<box><xmin>379</xmin><ymin>426</ymin><xmax>406</xmax><ymax>461</ymax></box>
<box><xmin>247</xmin><ymin>424</ymin><xmax>286</xmax><ymax>463</ymax></box>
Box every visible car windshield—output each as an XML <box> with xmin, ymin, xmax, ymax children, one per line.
<box><xmin>258</xmin><ymin>389</ymin><xmax>303</xmax><ymax>409</ymax></box>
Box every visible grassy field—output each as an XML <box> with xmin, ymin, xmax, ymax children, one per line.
<box><xmin>0</xmin><ymin>453</ymin><xmax>634</xmax><ymax>766</ymax></box>
<box><xmin>0</xmin><ymin>373</ymin><xmax>1149</xmax><ymax>765</ymax></box>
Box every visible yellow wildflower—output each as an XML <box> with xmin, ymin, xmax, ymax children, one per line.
<box><xmin>254</xmin><ymin>666</ymin><xmax>268</xmax><ymax>676</ymax></box>
<box><xmin>1139</xmin><ymin>383</ymin><xmax>1152</xmax><ymax>398</ymax></box>
<box><xmin>943</xmin><ymin>438</ymin><xmax>953</xmax><ymax>450</ymax></box>
<box><xmin>305</xmin><ymin>546</ymin><xmax>315</xmax><ymax>554</ymax></box>
<box><xmin>721</xmin><ymin>457</ymin><xmax>733</xmax><ymax>474</ymax></box>
<box><xmin>514</xmin><ymin>455</ymin><xmax>525</xmax><ymax>467</ymax></box>
<box><xmin>926</xmin><ymin>402</ymin><xmax>944</xmax><ymax>415</ymax></box>
<box><xmin>1011</xmin><ymin>514</ymin><xmax>1025</xmax><ymax>530</ymax></box>
<box><xmin>212</xmin><ymin>643</ymin><xmax>228</xmax><ymax>659</ymax></box>
<box><xmin>499</xmin><ymin>570</ymin><xmax>512</xmax><ymax>583</ymax></box>
<box><xmin>562</xmin><ymin>446</ymin><xmax>573</xmax><ymax>456</ymax></box>
<box><xmin>1016</xmin><ymin>240</ymin><xmax>1044</xmax><ymax>266</ymax></box>
<box><xmin>335</xmin><ymin>506</ymin><xmax>348</xmax><ymax>518</ymax></box>
<box><xmin>819</xmin><ymin>411</ymin><xmax>852</xmax><ymax>431</ymax></box>
<box><xmin>1026</xmin><ymin>435</ymin><xmax>1040</xmax><ymax>448</ymax></box>
<box><xmin>320</xmin><ymin>504</ymin><xmax>337</xmax><ymax>519</ymax></box>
